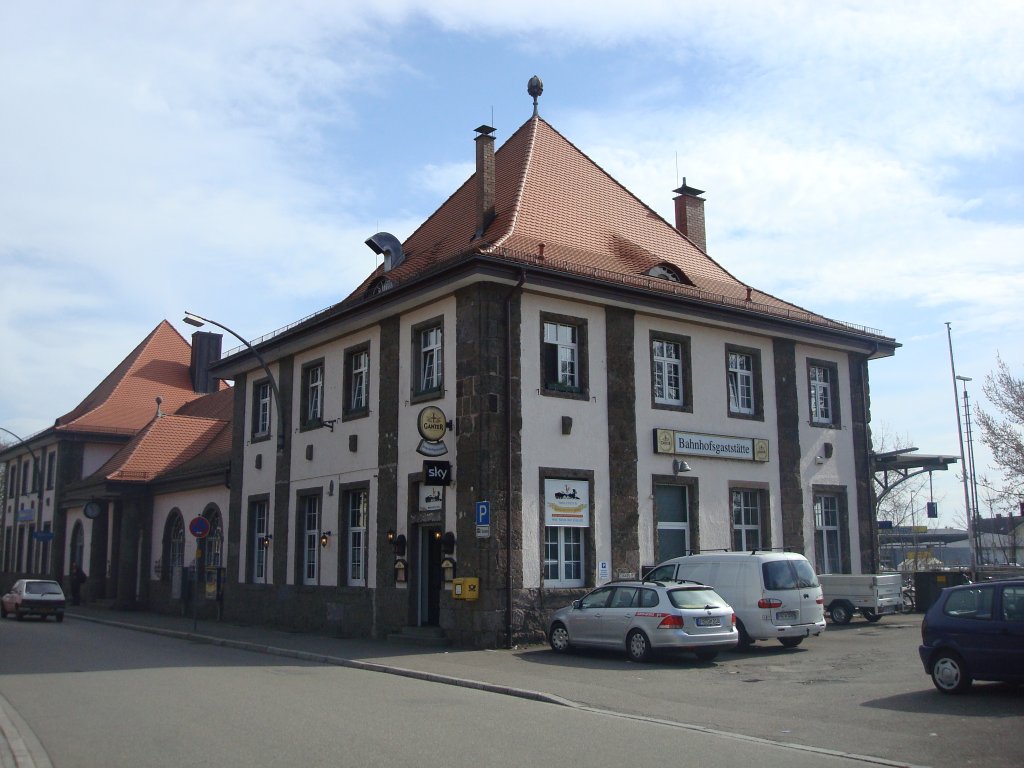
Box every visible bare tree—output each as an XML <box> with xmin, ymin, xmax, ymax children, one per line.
<box><xmin>976</xmin><ymin>354</ymin><xmax>1024</xmax><ymax>500</ymax></box>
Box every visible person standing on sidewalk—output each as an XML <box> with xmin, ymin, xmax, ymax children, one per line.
<box><xmin>70</xmin><ymin>563</ymin><xmax>87</xmax><ymax>606</ymax></box>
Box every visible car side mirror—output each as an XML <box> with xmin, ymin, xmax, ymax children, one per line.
<box><xmin>572</xmin><ymin>599</ymin><xmax>582</xmax><ymax>610</ymax></box>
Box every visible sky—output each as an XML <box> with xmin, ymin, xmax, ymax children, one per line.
<box><xmin>1</xmin><ymin>1</ymin><xmax>1022</xmax><ymax>528</ymax></box>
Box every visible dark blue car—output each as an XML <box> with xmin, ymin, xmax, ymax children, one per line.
<box><xmin>918</xmin><ymin>579</ymin><xmax>1024</xmax><ymax>694</ymax></box>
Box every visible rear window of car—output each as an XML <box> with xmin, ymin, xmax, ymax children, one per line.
<box><xmin>668</xmin><ymin>588</ymin><xmax>726</xmax><ymax>610</ymax></box>
<box><xmin>763</xmin><ymin>560</ymin><xmax>819</xmax><ymax>590</ymax></box>
<box><xmin>944</xmin><ymin>587</ymin><xmax>995</xmax><ymax>620</ymax></box>
<box><xmin>25</xmin><ymin>581</ymin><xmax>64</xmax><ymax>596</ymax></box>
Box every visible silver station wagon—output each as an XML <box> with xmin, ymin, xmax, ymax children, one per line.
<box><xmin>548</xmin><ymin>580</ymin><xmax>737</xmax><ymax>662</ymax></box>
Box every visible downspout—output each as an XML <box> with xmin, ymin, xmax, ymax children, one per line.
<box><xmin>506</xmin><ymin>269</ymin><xmax>526</xmax><ymax>648</ymax></box>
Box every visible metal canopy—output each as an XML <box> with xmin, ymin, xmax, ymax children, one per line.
<box><xmin>871</xmin><ymin>447</ymin><xmax>959</xmax><ymax>502</ymax></box>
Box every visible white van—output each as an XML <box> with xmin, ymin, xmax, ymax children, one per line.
<box><xmin>645</xmin><ymin>552</ymin><xmax>826</xmax><ymax>648</ymax></box>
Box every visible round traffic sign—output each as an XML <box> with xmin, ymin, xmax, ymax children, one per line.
<box><xmin>189</xmin><ymin>516</ymin><xmax>211</xmax><ymax>538</ymax></box>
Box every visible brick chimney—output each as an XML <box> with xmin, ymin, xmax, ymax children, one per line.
<box><xmin>673</xmin><ymin>179</ymin><xmax>707</xmax><ymax>253</ymax></box>
<box><xmin>474</xmin><ymin>124</ymin><xmax>496</xmax><ymax>239</ymax></box>
<box><xmin>190</xmin><ymin>331</ymin><xmax>223</xmax><ymax>394</ymax></box>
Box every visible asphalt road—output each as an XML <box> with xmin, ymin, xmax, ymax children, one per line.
<box><xmin>1</xmin><ymin>617</ymin><xmax>897</xmax><ymax>768</ymax></box>
<box><xmin>1</xmin><ymin>609</ymin><xmax>1022</xmax><ymax>768</ymax></box>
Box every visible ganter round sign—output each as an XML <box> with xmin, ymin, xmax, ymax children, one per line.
<box><xmin>417</xmin><ymin>406</ymin><xmax>448</xmax><ymax>442</ymax></box>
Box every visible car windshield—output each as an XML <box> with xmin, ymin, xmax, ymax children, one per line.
<box><xmin>763</xmin><ymin>560</ymin><xmax>818</xmax><ymax>590</ymax></box>
<box><xmin>668</xmin><ymin>588</ymin><xmax>725</xmax><ymax>610</ymax></box>
<box><xmin>25</xmin><ymin>581</ymin><xmax>63</xmax><ymax>596</ymax></box>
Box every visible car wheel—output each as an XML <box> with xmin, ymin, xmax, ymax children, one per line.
<box><xmin>861</xmin><ymin>609</ymin><xmax>882</xmax><ymax>622</ymax></box>
<box><xmin>15</xmin><ymin>609</ymin><xmax>25</xmax><ymax>622</ymax></box>
<box><xmin>829</xmin><ymin>602</ymin><xmax>853</xmax><ymax>624</ymax></box>
<box><xmin>735</xmin><ymin>619</ymin><xmax>753</xmax><ymax>650</ymax></box>
<box><xmin>779</xmin><ymin>637</ymin><xmax>803</xmax><ymax>648</ymax></box>
<box><xmin>626</xmin><ymin>629</ymin><xmax>651</xmax><ymax>662</ymax></box>
<box><xmin>694</xmin><ymin>648</ymin><xmax>719</xmax><ymax>662</ymax></box>
<box><xmin>56</xmin><ymin>613</ymin><xmax>65</xmax><ymax>623</ymax></box>
<box><xmin>549</xmin><ymin>622</ymin><xmax>571</xmax><ymax>654</ymax></box>
<box><xmin>931</xmin><ymin>651</ymin><xmax>972</xmax><ymax>694</ymax></box>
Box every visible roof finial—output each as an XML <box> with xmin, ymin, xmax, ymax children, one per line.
<box><xmin>528</xmin><ymin>75</ymin><xmax>544</xmax><ymax>117</ymax></box>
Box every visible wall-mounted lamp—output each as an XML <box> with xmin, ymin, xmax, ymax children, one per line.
<box><xmin>328</xmin><ymin>480</ymin><xmax>334</xmax><ymax>497</ymax></box>
<box><xmin>320</xmin><ymin>531</ymin><xmax>333</xmax><ymax>548</ymax></box>
<box><xmin>673</xmin><ymin>459</ymin><xmax>691</xmax><ymax>474</ymax></box>
<box><xmin>261</xmin><ymin>535</ymin><xmax>273</xmax><ymax>549</ymax></box>
<box><xmin>432</xmin><ymin>529</ymin><xmax>443</xmax><ymax>542</ymax></box>
<box><xmin>561</xmin><ymin>415</ymin><xmax>573</xmax><ymax>435</ymax></box>
<box><xmin>386</xmin><ymin>529</ymin><xmax>396</xmax><ymax>544</ymax></box>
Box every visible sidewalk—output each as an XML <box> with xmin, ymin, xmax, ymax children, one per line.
<box><xmin>64</xmin><ymin>605</ymin><xmax>571</xmax><ymax>706</ymax></box>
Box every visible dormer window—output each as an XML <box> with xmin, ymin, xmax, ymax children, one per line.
<box><xmin>367</xmin><ymin>277</ymin><xmax>394</xmax><ymax>297</ymax></box>
<box><xmin>647</xmin><ymin>263</ymin><xmax>690</xmax><ymax>284</ymax></box>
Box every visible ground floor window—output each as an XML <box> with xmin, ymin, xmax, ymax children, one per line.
<box><xmin>814</xmin><ymin>493</ymin><xmax>843</xmax><ymax>573</ymax></box>
<box><xmin>655</xmin><ymin>484</ymin><xmax>690</xmax><ymax>560</ymax></box>
<box><xmin>731</xmin><ymin>489</ymin><xmax>761</xmax><ymax>551</ymax></box>
<box><xmin>346</xmin><ymin>489</ymin><xmax>368</xmax><ymax>586</ymax></box>
<box><xmin>300</xmin><ymin>494</ymin><xmax>321</xmax><ymax>585</ymax></box>
<box><xmin>249</xmin><ymin>499</ymin><xmax>269</xmax><ymax>583</ymax></box>
<box><xmin>544</xmin><ymin>526</ymin><xmax>584</xmax><ymax>587</ymax></box>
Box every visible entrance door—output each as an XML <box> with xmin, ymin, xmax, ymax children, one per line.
<box><xmin>417</xmin><ymin>526</ymin><xmax>443</xmax><ymax>626</ymax></box>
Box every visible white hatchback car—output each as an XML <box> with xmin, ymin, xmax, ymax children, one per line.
<box><xmin>548</xmin><ymin>580</ymin><xmax>737</xmax><ymax>662</ymax></box>
<box><xmin>1</xmin><ymin>579</ymin><xmax>67</xmax><ymax>622</ymax></box>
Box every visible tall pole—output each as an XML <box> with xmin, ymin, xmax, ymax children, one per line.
<box><xmin>961</xmin><ymin>384</ymin><xmax>982</xmax><ymax>565</ymax></box>
<box><xmin>946</xmin><ymin>322</ymin><xmax>977</xmax><ymax>576</ymax></box>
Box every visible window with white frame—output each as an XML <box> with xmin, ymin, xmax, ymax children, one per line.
<box><xmin>655</xmin><ymin>484</ymin><xmax>690</xmax><ymax>560</ymax></box>
<box><xmin>727</xmin><ymin>350</ymin><xmax>755</xmax><ymax>416</ymax></box>
<box><xmin>651</xmin><ymin>333</ymin><xmax>691</xmax><ymax>409</ymax></box>
<box><xmin>347</xmin><ymin>488</ymin><xmax>368</xmax><ymax>586</ymax></box>
<box><xmin>348</xmin><ymin>349</ymin><xmax>369</xmax><ymax>414</ymax></box>
<box><xmin>544</xmin><ymin>526</ymin><xmax>584</xmax><ymax>587</ymax></box>
<box><xmin>809</xmin><ymin>360</ymin><xmax>840</xmax><ymax>427</ymax></box>
<box><xmin>417</xmin><ymin>324</ymin><xmax>443</xmax><ymax>395</ymax></box>
<box><xmin>732</xmin><ymin>489</ymin><xmax>762</xmax><ymax>551</ymax></box>
<box><xmin>300</xmin><ymin>494</ymin><xmax>321</xmax><ymax>585</ymax></box>
<box><xmin>301</xmin><ymin>361</ymin><xmax>324</xmax><ymax>428</ymax></box>
<box><xmin>543</xmin><ymin>321</ymin><xmax>579</xmax><ymax>391</ymax></box>
<box><xmin>250</xmin><ymin>499</ymin><xmax>269</xmax><ymax>583</ymax></box>
<box><xmin>814</xmin><ymin>494</ymin><xmax>843</xmax><ymax>573</ymax></box>
<box><xmin>252</xmin><ymin>380</ymin><xmax>271</xmax><ymax>438</ymax></box>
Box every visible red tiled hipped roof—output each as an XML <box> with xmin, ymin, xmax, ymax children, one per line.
<box><xmin>55</xmin><ymin>321</ymin><xmax>222</xmax><ymax>435</ymax></box>
<box><xmin>96</xmin><ymin>413</ymin><xmax>230</xmax><ymax>483</ymax></box>
<box><xmin>343</xmin><ymin>117</ymin><xmax>837</xmax><ymax>328</ymax></box>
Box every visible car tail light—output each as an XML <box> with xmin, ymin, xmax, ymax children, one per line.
<box><xmin>758</xmin><ymin>598</ymin><xmax>783</xmax><ymax>609</ymax></box>
<box><xmin>816</xmin><ymin>596</ymin><xmax>824</xmax><ymax>605</ymax></box>
<box><xmin>657</xmin><ymin>614</ymin><xmax>685</xmax><ymax>629</ymax></box>
<box><xmin>732</xmin><ymin>614</ymin><xmax>737</xmax><ymax>626</ymax></box>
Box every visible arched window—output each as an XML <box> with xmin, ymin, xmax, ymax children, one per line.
<box><xmin>162</xmin><ymin>510</ymin><xmax>185</xmax><ymax>582</ymax></box>
<box><xmin>202</xmin><ymin>505</ymin><xmax>224</xmax><ymax>568</ymax></box>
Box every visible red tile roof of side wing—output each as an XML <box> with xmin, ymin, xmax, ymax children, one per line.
<box><xmin>338</xmin><ymin>117</ymin><xmax>843</xmax><ymax>328</ymax></box>
<box><xmin>175</xmin><ymin>386</ymin><xmax>234</xmax><ymax>421</ymax></box>
<box><xmin>55</xmin><ymin>320</ymin><xmax>214</xmax><ymax>435</ymax></box>
<box><xmin>95</xmin><ymin>414</ymin><xmax>229</xmax><ymax>482</ymax></box>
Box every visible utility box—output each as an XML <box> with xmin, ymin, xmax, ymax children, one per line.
<box><xmin>452</xmin><ymin>577</ymin><xmax>480</xmax><ymax>601</ymax></box>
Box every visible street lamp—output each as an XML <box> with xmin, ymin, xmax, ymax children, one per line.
<box><xmin>183</xmin><ymin>311</ymin><xmax>284</xmax><ymax>452</ymax></box>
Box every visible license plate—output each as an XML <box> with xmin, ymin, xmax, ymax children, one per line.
<box><xmin>776</xmin><ymin>610</ymin><xmax>798</xmax><ymax>621</ymax></box>
<box><xmin>696</xmin><ymin>617</ymin><xmax>721</xmax><ymax>627</ymax></box>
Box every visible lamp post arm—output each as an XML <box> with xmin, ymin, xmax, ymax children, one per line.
<box><xmin>184</xmin><ymin>312</ymin><xmax>285</xmax><ymax>452</ymax></box>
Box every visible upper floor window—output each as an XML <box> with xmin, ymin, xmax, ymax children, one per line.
<box><xmin>300</xmin><ymin>360</ymin><xmax>324</xmax><ymax>429</ymax></box>
<box><xmin>45</xmin><ymin>452</ymin><xmax>56</xmax><ymax>490</ymax></box>
<box><xmin>808</xmin><ymin>360</ymin><xmax>841</xmax><ymax>427</ymax></box>
<box><xmin>541</xmin><ymin>313</ymin><xmax>588</xmax><ymax>399</ymax></box>
<box><xmin>651</xmin><ymin>332</ymin><xmax>692</xmax><ymax>410</ymax></box>
<box><xmin>344</xmin><ymin>346</ymin><xmax>370</xmax><ymax>418</ymax></box>
<box><xmin>252</xmin><ymin>379</ymin><xmax>271</xmax><ymax>440</ymax></box>
<box><xmin>412</xmin><ymin>318</ymin><xmax>444</xmax><ymax>399</ymax></box>
<box><xmin>726</xmin><ymin>345</ymin><xmax>763</xmax><ymax>420</ymax></box>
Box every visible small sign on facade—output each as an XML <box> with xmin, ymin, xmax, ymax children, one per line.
<box><xmin>422</xmin><ymin>460</ymin><xmax>452</xmax><ymax>486</ymax></box>
<box><xmin>654</xmin><ymin>429</ymin><xmax>769</xmax><ymax>463</ymax></box>
<box><xmin>476</xmin><ymin>500</ymin><xmax>491</xmax><ymax>538</ymax></box>
<box><xmin>419</xmin><ymin>485</ymin><xmax>443</xmax><ymax>512</ymax></box>
<box><xmin>598</xmin><ymin>560</ymin><xmax>610</xmax><ymax>581</ymax></box>
<box><xmin>544</xmin><ymin>479</ymin><xmax>589</xmax><ymax>527</ymax></box>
